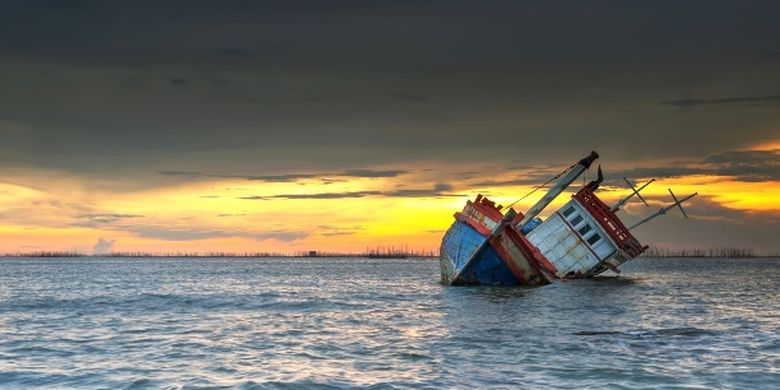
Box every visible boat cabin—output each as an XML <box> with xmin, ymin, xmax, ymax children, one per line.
<box><xmin>523</xmin><ymin>187</ymin><xmax>646</xmax><ymax>278</ymax></box>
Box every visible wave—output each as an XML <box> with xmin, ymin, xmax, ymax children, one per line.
<box><xmin>574</xmin><ymin>327</ymin><xmax>717</xmax><ymax>338</ymax></box>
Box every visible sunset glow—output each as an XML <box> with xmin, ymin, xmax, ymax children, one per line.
<box><xmin>1</xmin><ymin>1</ymin><xmax>778</xmax><ymax>255</ymax></box>
<box><xmin>2</xmin><ymin>156</ymin><xmax>778</xmax><ymax>255</ymax></box>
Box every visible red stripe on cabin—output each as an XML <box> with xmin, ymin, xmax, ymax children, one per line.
<box><xmin>454</xmin><ymin>212</ymin><xmax>492</xmax><ymax>236</ymax></box>
<box><xmin>573</xmin><ymin>188</ymin><xmax>648</xmax><ymax>258</ymax></box>
<box><xmin>466</xmin><ymin>194</ymin><xmax>504</xmax><ymax>223</ymax></box>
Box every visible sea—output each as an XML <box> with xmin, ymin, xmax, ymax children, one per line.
<box><xmin>0</xmin><ymin>257</ymin><xmax>777</xmax><ymax>389</ymax></box>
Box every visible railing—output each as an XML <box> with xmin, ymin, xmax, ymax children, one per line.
<box><xmin>574</xmin><ymin>188</ymin><xmax>647</xmax><ymax>258</ymax></box>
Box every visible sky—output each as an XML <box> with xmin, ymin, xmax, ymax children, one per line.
<box><xmin>0</xmin><ymin>0</ymin><xmax>778</xmax><ymax>255</ymax></box>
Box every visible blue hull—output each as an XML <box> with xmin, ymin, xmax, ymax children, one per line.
<box><xmin>439</xmin><ymin>221</ymin><xmax>519</xmax><ymax>286</ymax></box>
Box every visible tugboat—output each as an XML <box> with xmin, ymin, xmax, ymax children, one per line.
<box><xmin>439</xmin><ymin>151</ymin><xmax>696</xmax><ymax>286</ymax></box>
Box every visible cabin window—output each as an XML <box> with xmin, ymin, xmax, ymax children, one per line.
<box><xmin>562</xmin><ymin>206</ymin><xmax>575</xmax><ymax>217</ymax></box>
<box><xmin>570</xmin><ymin>215</ymin><xmax>583</xmax><ymax>226</ymax></box>
<box><xmin>578</xmin><ymin>224</ymin><xmax>592</xmax><ymax>235</ymax></box>
<box><xmin>587</xmin><ymin>233</ymin><xmax>601</xmax><ymax>245</ymax></box>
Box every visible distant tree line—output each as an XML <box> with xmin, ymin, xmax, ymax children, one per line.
<box><xmin>297</xmin><ymin>245</ymin><xmax>437</xmax><ymax>258</ymax></box>
<box><xmin>7</xmin><ymin>247</ymin><xmax>773</xmax><ymax>259</ymax></box>
<box><xmin>641</xmin><ymin>247</ymin><xmax>764</xmax><ymax>258</ymax></box>
<box><xmin>2</xmin><ymin>250</ymin><xmax>86</xmax><ymax>258</ymax></box>
<box><xmin>1</xmin><ymin>248</ymin><xmax>439</xmax><ymax>259</ymax></box>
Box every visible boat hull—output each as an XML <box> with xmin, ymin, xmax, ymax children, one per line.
<box><xmin>440</xmin><ymin>220</ymin><xmax>553</xmax><ymax>286</ymax></box>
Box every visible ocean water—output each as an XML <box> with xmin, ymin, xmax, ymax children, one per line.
<box><xmin>0</xmin><ymin>257</ymin><xmax>777</xmax><ymax>389</ymax></box>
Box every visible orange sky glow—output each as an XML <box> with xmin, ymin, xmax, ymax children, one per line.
<box><xmin>1</xmin><ymin>147</ymin><xmax>778</xmax><ymax>255</ymax></box>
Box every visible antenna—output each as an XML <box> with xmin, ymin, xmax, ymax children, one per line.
<box><xmin>626</xmin><ymin>178</ymin><xmax>650</xmax><ymax>206</ymax></box>
<box><xmin>629</xmin><ymin>189</ymin><xmax>698</xmax><ymax>230</ymax></box>
<box><xmin>611</xmin><ymin>178</ymin><xmax>655</xmax><ymax>212</ymax></box>
<box><xmin>668</xmin><ymin>188</ymin><xmax>688</xmax><ymax>218</ymax></box>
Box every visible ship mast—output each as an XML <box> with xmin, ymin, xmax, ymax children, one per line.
<box><xmin>611</xmin><ymin>178</ymin><xmax>655</xmax><ymax>212</ymax></box>
<box><xmin>629</xmin><ymin>189</ymin><xmax>698</xmax><ymax>230</ymax></box>
<box><xmin>516</xmin><ymin>151</ymin><xmax>599</xmax><ymax>228</ymax></box>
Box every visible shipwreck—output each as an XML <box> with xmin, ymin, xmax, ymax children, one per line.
<box><xmin>439</xmin><ymin>151</ymin><xmax>697</xmax><ymax>286</ymax></box>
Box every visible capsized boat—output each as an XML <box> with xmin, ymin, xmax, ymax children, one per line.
<box><xmin>439</xmin><ymin>151</ymin><xmax>697</xmax><ymax>286</ymax></box>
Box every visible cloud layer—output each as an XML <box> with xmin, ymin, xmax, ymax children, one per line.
<box><xmin>0</xmin><ymin>1</ymin><xmax>778</xmax><ymax>253</ymax></box>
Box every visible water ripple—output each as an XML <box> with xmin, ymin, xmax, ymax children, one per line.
<box><xmin>0</xmin><ymin>257</ymin><xmax>778</xmax><ymax>389</ymax></box>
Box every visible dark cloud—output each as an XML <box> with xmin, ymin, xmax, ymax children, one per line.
<box><xmin>701</xmin><ymin>150</ymin><xmax>780</xmax><ymax>181</ymax></box>
<box><xmin>466</xmin><ymin>166</ymin><xmax>579</xmax><ymax>188</ymax></box>
<box><xmin>467</xmin><ymin>177</ymin><xmax>544</xmax><ymax>188</ymax></box>
<box><xmin>316</xmin><ymin>224</ymin><xmax>363</xmax><ymax>230</ymax></box>
<box><xmin>220</xmin><ymin>47</ymin><xmax>249</xmax><ymax>57</ymax></box>
<box><xmin>434</xmin><ymin>183</ymin><xmax>453</xmax><ymax>192</ymax></box>
<box><xmin>662</xmin><ymin>95</ymin><xmax>780</xmax><ymax>107</ymax></box>
<box><xmin>385</xmin><ymin>189</ymin><xmax>454</xmax><ymax>197</ymax></box>
<box><xmin>320</xmin><ymin>232</ymin><xmax>355</xmax><ymax>237</ymax></box>
<box><xmin>158</xmin><ymin>170</ymin><xmax>202</xmax><ymax>177</ymax></box>
<box><xmin>76</xmin><ymin>213</ymin><xmax>144</xmax><ymax>225</ymax></box>
<box><xmin>317</xmin><ymin>225</ymin><xmax>365</xmax><ymax>237</ymax></box>
<box><xmin>241</xmin><ymin>183</ymin><xmax>458</xmax><ymax>200</ymax></box>
<box><xmin>120</xmin><ymin>75</ymin><xmax>145</xmax><ymax>89</ymax></box>
<box><xmin>761</xmin><ymin>50</ymin><xmax>780</xmax><ymax>62</ymax></box>
<box><xmin>339</xmin><ymin>169</ymin><xmax>408</xmax><ymax>178</ymax></box>
<box><xmin>168</xmin><ymin>78</ymin><xmax>188</xmax><ymax>89</ymax></box>
<box><xmin>241</xmin><ymin>191</ymin><xmax>383</xmax><ymax>200</ymax></box>
<box><xmin>78</xmin><ymin>213</ymin><xmax>144</xmax><ymax>218</ymax></box>
<box><xmin>704</xmin><ymin>149</ymin><xmax>779</xmax><ymax>164</ymax></box>
<box><xmin>315</xmin><ymin>224</ymin><xmax>363</xmax><ymax>237</ymax></box>
<box><xmin>160</xmin><ymin>168</ymin><xmax>408</xmax><ymax>182</ymax></box>
<box><xmin>603</xmin><ymin>167</ymin><xmax>700</xmax><ymax>181</ymax></box>
<box><xmin>128</xmin><ymin>227</ymin><xmax>308</xmax><ymax>242</ymax></box>
<box><xmin>0</xmin><ymin>0</ymin><xmax>778</xmax><ymax>179</ymax></box>
<box><xmin>70</xmin><ymin>213</ymin><xmax>144</xmax><ymax>228</ymax></box>
<box><xmin>467</xmin><ymin>161</ymin><xmax>598</xmax><ymax>188</ymax></box>
<box><xmin>159</xmin><ymin>170</ymin><xmax>320</xmax><ymax>182</ymax></box>
<box><xmin>608</xmin><ymin>150</ymin><xmax>780</xmax><ymax>183</ymax></box>
<box><xmin>254</xmin><ymin>230</ymin><xmax>309</xmax><ymax>242</ymax></box>
<box><xmin>387</xmin><ymin>91</ymin><xmax>428</xmax><ymax>103</ymax></box>
<box><xmin>4</xmin><ymin>1</ymin><xmax>776</xmax><ymax>70</ymax></box>
<box><xmin>35</xmin><ymin>0</ymin><xmax>97</xmax><ymax>11</ymax></box>
<box><xmin>620</xmin><ymin>195</ymin><xmax>780</xmax><ymax>254</ymax></box>
<box><xmin>467</xmin><ymin>149</ymin><xmax>780</xmax><ymax>188</ymax></box>
<box><xmin>131</xmin><ymin>228</ymin><xmax>218</xmax><ymax>241</ymax></box>
<box><xmin>386</xmin><ymin>185</ymin><xmax>460</xmax><ymax>198</ymax></box>
<box><xmin>225</xmin><ymin>173</ymin><xmax>321</xmax><ymax>182</ymax></box>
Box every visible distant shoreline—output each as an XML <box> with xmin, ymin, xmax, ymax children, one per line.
<box><xmin>1</xmin><ymin>254</ymin><xmax>778</xmax><ymax>260</ymax></box>
<box><xmin>2</xmin><ymin>247</ymin><xmax>777</xmax><ymax>259</ymax></box>
<box><xmin>0</xmin><ymin>253</ymin><xmax>439</xmax><ymax>259</ymax></box>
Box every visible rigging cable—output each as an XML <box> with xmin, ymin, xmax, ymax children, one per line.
<box><xmin>500</xmin><ymin>162</ymin><xmax>579</xmax><ymax>211</ymax></box>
